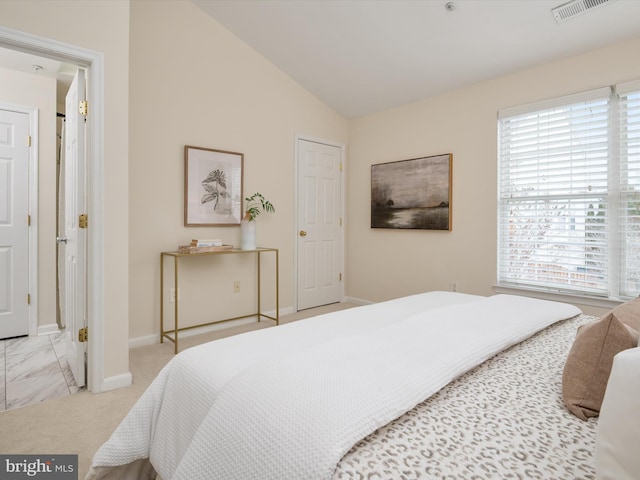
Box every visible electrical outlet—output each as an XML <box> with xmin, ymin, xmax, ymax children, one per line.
<box><xmin>170</xmin><ymin>288</ymin><xmax>180</xmax><ymax>302</ymax></box>
<box><xmin>233</xmin><ymin>281</ymin><xmax>240</xmax><ymax>293</ymax></box>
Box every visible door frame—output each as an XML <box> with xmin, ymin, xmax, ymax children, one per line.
<box><xmin>0</xmin><ymin>26</ymin><xmax>105</xmax><ymax>393</ymax></box>
<box><xmin>293</xmin><ymin>133</ymin><xmax>346</xmax><ymax>311</ymax></box>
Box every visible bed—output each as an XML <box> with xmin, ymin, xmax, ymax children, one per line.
<box><xmin>86</xmin><ymin>292</ymin><xmax>637</xmax><ymax>480</ymax></box>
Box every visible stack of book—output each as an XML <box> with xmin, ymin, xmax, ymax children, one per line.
<box><xmin>190</xmin><ymin>239</ymin><xmax>223</xmax><ymax>247</ymax></box>
<box><xmin>178</xmin><ymin>239</ymin><xmax>233</xmax><ymax>254</ymax></box>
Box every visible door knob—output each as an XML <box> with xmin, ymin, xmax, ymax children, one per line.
<box><xmin>56</xmin><ymin>236</ymin><xmax>68</xmax><ymax>244</ymax></box>
<box><xmin>299</xmin><ymin>230</ymin><xmax>307</xmax><ymax>237</ymax></box>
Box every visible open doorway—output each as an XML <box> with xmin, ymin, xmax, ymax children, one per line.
<box><xmin>0</xmin><ymin>46</ymin><xmax>86</xmax><ymax>410</ymax></box>
<box><xmin>0</xmin><ymin>26</ymin><xmax>105</xmax><ymax>406</ymax></box>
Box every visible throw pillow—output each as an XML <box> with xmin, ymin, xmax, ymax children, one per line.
<box><xmin>562</xmin><ymin>307</ymin><xmax>639</xmax><ymax>420</ymax></box>
<box><xmin>606</xmin><ymin>296</ymin><xmax>640</xmax><ymax>332</ymax></box>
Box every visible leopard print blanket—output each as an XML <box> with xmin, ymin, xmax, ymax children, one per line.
<box><xmin>334</xmin><ymin>315</ymin><xmax>597</xmax><ymax>480</ymax></box>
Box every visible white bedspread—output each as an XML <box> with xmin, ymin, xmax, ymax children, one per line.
<box><xmin>87</xmin><ymin>292</ymin><xmax>580</xmax><ymax>480</ymax></box>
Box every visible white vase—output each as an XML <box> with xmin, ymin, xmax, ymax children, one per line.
<box><xmin>241</xmin><ymin>219</ymin><xmax>256</xmax><ymax>250</ymax></box>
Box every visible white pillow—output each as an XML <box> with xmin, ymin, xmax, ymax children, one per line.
<box><xmin>595</xmin><ymin>347</ymin><xmax>640</xmax><ymax>480</ymax></box>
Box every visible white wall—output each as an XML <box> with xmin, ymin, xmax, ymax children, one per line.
<box><xmin>128</xmin><ymin>1</ymin><xmax>349</xmax><ymax>341</ymax></box>
<box><xmin>347</xmin><ymin>35</ymin><xmax>640</xmax><ymax>317</ymax></box>
<box><xmin>0</xmin><ymin>67</ymin><xmax>56</xmax><ymax>329</ymax></box>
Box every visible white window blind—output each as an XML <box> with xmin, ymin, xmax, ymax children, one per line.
<box><xmin>498</xmin><ymin>84</ymin><xmax>640</xmax><ymax>299</ymax></box>
<box><xmin>618</xmin><ymin>81</ymin><xmax>640</xmax><ymax>297</ymax></box>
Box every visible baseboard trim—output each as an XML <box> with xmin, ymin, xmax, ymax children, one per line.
<box><xmin>343</xmin><ymin>296</ymin><xmax>373</xmax><ymax>306</ymax></box>
<box><xmin>37</xmin><ymin>323</ymin><xmax>62</xmax><ymax>336</ymax></box>
<box><xmin>100</xmin><ymin>371</ymin><xmax>132</xmax><ymax>392</ymax></box>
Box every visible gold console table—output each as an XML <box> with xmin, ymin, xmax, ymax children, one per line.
<box><xmin>160</xmin><ymin>247</ymin><xmax>279</xmax><ymax>353</ymax></box>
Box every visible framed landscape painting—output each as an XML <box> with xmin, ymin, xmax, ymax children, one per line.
<box><xmin>184</xmin><ymin>145</ymin><xmax>243</xmax><ymax>226</ymax></box>
<box><xmin>371</xmin><ymin>153</ymin><xmax>452</xmax><ymax>231</ymax></box>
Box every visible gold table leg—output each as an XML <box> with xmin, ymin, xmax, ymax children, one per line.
<box><xmin>160</xmin><ymin>248</ymin><xmax>279</xmax><ymax>354</ymax></box>
<box><xmin>174</xmin><ymin>255</ymin><xmax>179</xmax><ymax>354</ymax></box>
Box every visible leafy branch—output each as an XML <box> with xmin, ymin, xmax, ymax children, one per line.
<box><xmin>244</xmin><ymin>192</ymin><xmax>275</xmax><ymax>221</ymax></box>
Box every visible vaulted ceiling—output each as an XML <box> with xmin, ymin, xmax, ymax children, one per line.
<box><xmin>1</xmin><ymin>1</ymin><xmax>639</xmax><ymax>118</ymax></box>
<box><xmin>194</xmin><ymin>0</ymin><xmax>640</xmax><ymax>117</ymax></box>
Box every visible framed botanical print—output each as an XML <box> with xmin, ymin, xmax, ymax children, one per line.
<box><xmin>184</xmin><ymin>145</ymin><xmax>243</xmax><ymax>226</ymax></box>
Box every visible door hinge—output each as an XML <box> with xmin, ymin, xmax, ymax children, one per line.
<box><xmin>79</xmin><ymin>327</ymin><xmax>88</xmax><ymax>342</ymax></box>
<box><xmin>339</xmin><ymin>273</ymin><xmax>342</xmax><ymax>281</ymax></box>
<box><xmin>27</xmin><ymin>135</ymin><xmax>31</xmax><ymax>147</ymax></box>
<box><xmin>27</xmin><ymin>214</ymin><xmax>31</xmax><ymax>226</ymax></box>
<box><xmin>79</xmin><ymin>213</ymin><xmax>88</xmax><ymax>228</ymax></box>
<box><xmin>340</xmin><ymin>217</ymin><xmax>343</xmax><ymax>226</ymax></box>
<box><xmin>27</xmin><ymin>293</ymin><xmax>31</xmax><ymax>305</ymax></box>
<box><xmin>79</xmin><ymin>100</ymin><xmax>88</xmax><ymax>117</ymax></box>
<box><xmin>340</xmin><ymin>162</ymin><xmax>343</xmax><ymax>172</ymax></box>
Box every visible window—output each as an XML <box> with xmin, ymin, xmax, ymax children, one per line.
<box><xmin>498</xmin><ymin>81</ymin><xmax>640</xmax><ymax>300</ymax></box>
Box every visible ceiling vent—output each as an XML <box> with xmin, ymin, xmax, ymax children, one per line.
<box><xmin>552</xmin><ymin>0</ymin><xmax>615</xmax><ymax>23</ymax></box>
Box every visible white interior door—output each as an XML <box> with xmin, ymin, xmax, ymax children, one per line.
<box><xmin>61</xmin><ymin>69</ymin><xmax>87</xmax><ymax>387</ymax></box>
<box><xmin>297</xmin><ymin>139</ymin><xmax>343</xmax><ymax>310</ymax></box>
<box><xmin>0</xmin><ymin>109</ymin><xmax>30</xmax><ymax>339</ymax></box>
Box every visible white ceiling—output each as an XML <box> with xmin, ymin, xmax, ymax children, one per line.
<box><xmin>194</xmin><ymin>0</ymin><xmax>640</xmax><ymax>118</ymax></box>
<box><xmin>1</xmin><ymin>1</ymin><xmax>638</xmax><ymax>118</ymax></box>
<box><xmin>0</xmin><ymin>46</ymin><xmax>76</xmax><ymax>107</ymax></box>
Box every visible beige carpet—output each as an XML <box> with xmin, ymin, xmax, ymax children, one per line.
<box><xmin>0</xmin><ymin>302</ymin><xmax>355</xmax><ymax>479</ymax></box>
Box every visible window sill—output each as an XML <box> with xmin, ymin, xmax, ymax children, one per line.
<box><xmin>493</xmin><ymin>284</ymin><xmax>628</xmax><ymax>310</ymax></box>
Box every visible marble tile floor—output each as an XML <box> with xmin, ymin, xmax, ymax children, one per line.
<box><xmin>0</xmin><ymin>332</ymin><xmax>84</xmax><ymax>412</ymax></box>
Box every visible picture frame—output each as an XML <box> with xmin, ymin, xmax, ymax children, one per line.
<box><xmin>371</xmin><ymin>153</ymin><xmax>452</xmax><ymax>231</ymax></box>
<box><xmin>184</xmin><ymin>145</ymin><xmax>243</xmax><ymax>226</ymax></box>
